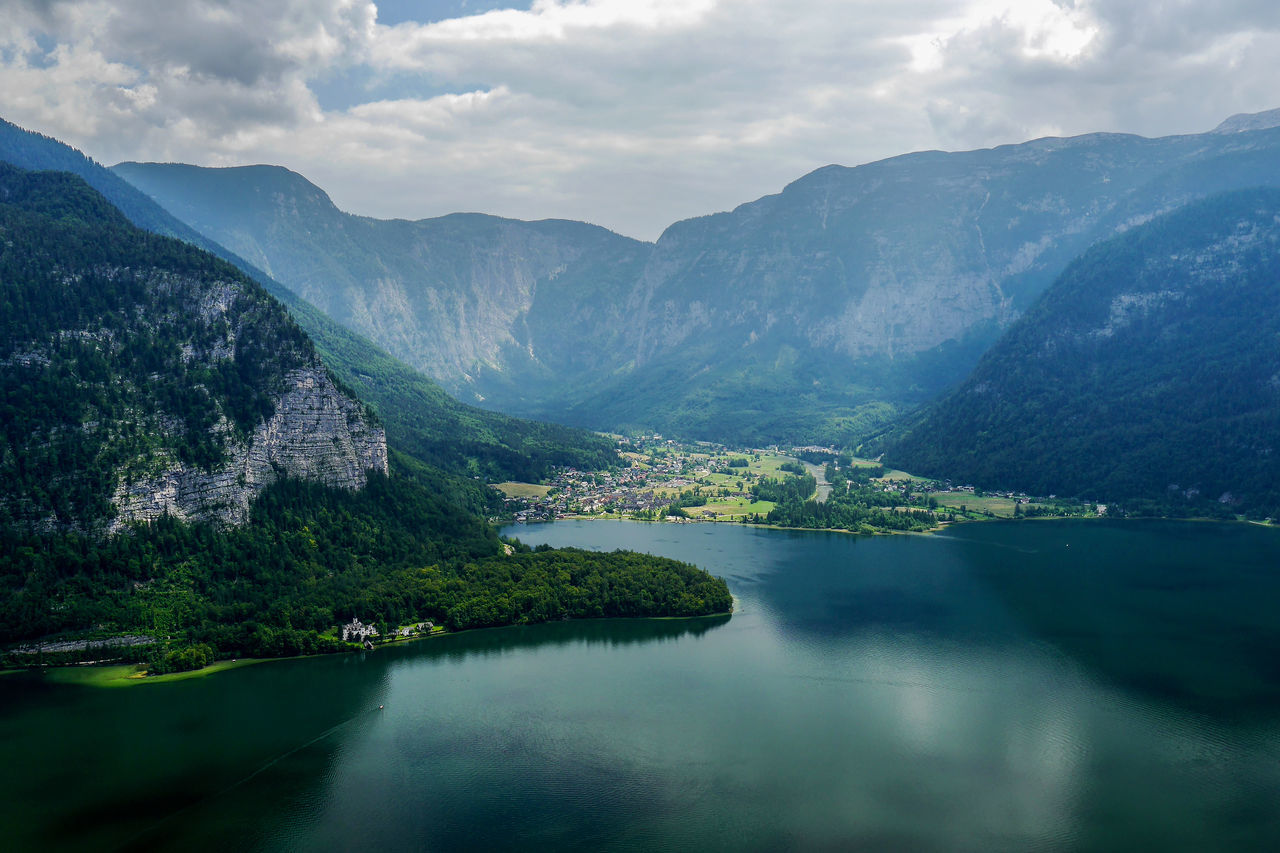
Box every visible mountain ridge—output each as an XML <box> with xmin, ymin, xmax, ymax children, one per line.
<box><xmin>112</xmin><ymin>110</ymin><xmax>1280</xmax><ymax>445</ymax></box>
<box><xmin>0</xmin><ymin>116</ymin><xmax>620</xmax><ymax>484</ymax></box>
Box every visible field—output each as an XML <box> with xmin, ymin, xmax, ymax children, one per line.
<box><xmin>44</xmin><ymin>658</ymin><xmax>268</xmax><ymax>687</ymax></box>
<box><xmin>494</xmin><ymin>482</ymin><xmax>553</xmax><ymax>499</ymax></box>
<box><xmin>689</xmin><ymin>497</ymin><xmax>777</xmax><ymax>519</ymax></box>
<box><xmin>928</xmin><ymin>493</ymin><xmax>1024</xmax><ymax>518</ymax></box>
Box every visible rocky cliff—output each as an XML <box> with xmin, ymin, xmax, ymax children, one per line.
<box><xmin>0</xmin><ymin>163</ymin><xmax>386</xmax><ymax>533</ymax></box>
<box><xmin>109</xmin><ymin>162</ymin><xmax>652</xmax><ymax>392</ymax></box>
<box><xmin>111</xmin><ymin>365</ymin><xmax>387</xmax><ymax>530</ymax></box>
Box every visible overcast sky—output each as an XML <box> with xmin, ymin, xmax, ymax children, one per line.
<box><xmin>2</xmin><ymin>0</ymin><xmax>1278</xmax><ymax>240</ymax></box>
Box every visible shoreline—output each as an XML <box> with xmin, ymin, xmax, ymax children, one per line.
<box><xmin>525</xmin><ymin>508</ymin><xmax>1271</xmax><ymax>538</ymax></box>
<box><xmin>9</xmin><ymin>609</ymin><xmax>735</xmax><ymax>687</ymax></box>
<box><xmin>16</xmin><ymin>515</ymin><xmax>1269</xmax><ymax>685</ymax></box>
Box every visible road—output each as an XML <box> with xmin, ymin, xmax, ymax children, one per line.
<box><xmin>801</xmin><ymin>461</ymin><xmax>832</xmax><ymax>503</ymax></box>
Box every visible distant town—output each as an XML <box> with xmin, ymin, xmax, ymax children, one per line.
<box><xmin>494</xmin><ymin>436</ymin><xmax>1099</xmax><ymax>526</ymax></box>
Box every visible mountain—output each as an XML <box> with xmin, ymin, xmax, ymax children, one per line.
<box><xmin>110</xmin><ymin>161</ymin><xmax>651</xmax><ymax>391</ymax></box>
<box><xmin>115</xmin><ymin>112</ymin><xmax>1280</xmax><ymax>446</ymax></box>
<box><xmin>0</xmin><ymin>117</ymin><xmax>218</xmax><ymax>245</ymax></box>
<box><xmin>0</xmin><ymin>162</ymin><xmax>385</xmax><ymax>532</ymax></box>
<box><xmin>1213</xmin><ymin>108</ymin><xmax>1280</xmax><ymax>134</ymax></box>
<box><xmin>0</xmin><ymin>117</ymin><xmax>618</xmax><ymax>482</ymax></box>
<box><xmin>884</xmin><ymin>189</ymin><xmax>1280</xmax><ymax>517</ymax></box>
<box><xmin>0</xmin><ymin>161</ymin><xmax>730</xmax><ymax>659</ymax></box>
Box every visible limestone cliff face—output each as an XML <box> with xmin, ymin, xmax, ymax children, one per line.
<box><xmin>110</xmin><ymin>365</ymin><xmax>387</xmax><ymax>531</ymax></box>
<box><xmin>0</xmin><ymin>162</ymin><xmax>389</xmax><ymax>532</ymax></box>
<box><xmin>109</xmin><ymin>163</ymin><xmax>652</xmax><ymax>392</ymax></box>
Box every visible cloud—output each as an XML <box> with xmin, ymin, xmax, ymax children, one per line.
<box><xmin>1</xmin><ymin>0</ymin><xmax>1278</xmax><ymax>239</ymax></box>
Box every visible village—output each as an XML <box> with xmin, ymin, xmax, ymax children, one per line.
<box><xmin>497</xmin><ymin>437</ymin><xmax>749</xmax><ymax>524</ymax></box>
<box><xmin>493</xmin><ymin>437</ymin><xmax>1089</xmax><ymax>526</ymax></box>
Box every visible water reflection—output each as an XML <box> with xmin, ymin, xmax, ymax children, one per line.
<box><xmin>0</xmin><ymin>653</ymin><xmax>391</xmax><ymax>850</ymax></box>
<box><xmin>944</xmin><ymin>520</ymin><xmax>1280</xmax><ymax>717</ymax></box>
<box><xmin>374</xmin><ymin>613</ymin><xmax>732</xmax><ymax>667</ymax></box>
<box><xmin>7</xmin><ymin>520</ymin><xmax>1280</xmax><ymax>851</ymax></box>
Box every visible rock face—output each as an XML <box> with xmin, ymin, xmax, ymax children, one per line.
<box><xmin>0</xmin><ymin>163</ymin><xmax>387</xmax><ymax>533</ymax></box>
<box><xmin>111</xmin><ymin>366</ymin><xmax>387</xmax><ymax>530</ymax></box>
<box><xmin>108</xmin><ymin>163</ymin><xmax>651</xmax><ymax>390</ymax></box>
<box><xmin>113</xmin><ymin>110</ymin><xmax>1280</xmax><ymax>445</ymax></box>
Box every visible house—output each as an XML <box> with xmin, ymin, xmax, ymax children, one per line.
<box><xmin>342</xmin><ymin>617</ymin><xmax>379</xmax><ymax>643</ymax></box>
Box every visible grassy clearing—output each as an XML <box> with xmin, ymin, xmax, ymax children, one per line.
<box><xmin>701</xmin><ymin>472</ymin><xmax>751</xmax><ymax>490</ymax></box>
<box><xmin>928</xmin><ymin>493</ymin><xmax>1022</xmax><ymax>518</ymax></box>
<box><xmin>876</xmin><ymin>468</ymin><xmax>929</xmax><ymax>483</ymax></box>
<box><xmin>745</xmin><ymin>452</ymin><xmax>803</xmax><ymax>478</ymax></box>
<box><xmin>494</xmin><ymin>482</ymin><xmax>553</xmax><ymax>499</ymax></box>
<box><xmin>694</xmin><ymin>498</ymin><xmax>777</xmax><ymax>518</ymax></box>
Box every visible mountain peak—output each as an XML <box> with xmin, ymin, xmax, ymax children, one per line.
<box><xmin>1211</xmin><ymin>107</ymin><xmax>1280</xmax><ymax>135</ymax></box>
<box><xmin>113</xmin><ymin>161</ymin><xmax>339</xmax><ymax>213</ymax></box>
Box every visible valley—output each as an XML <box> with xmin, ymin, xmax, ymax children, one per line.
<box><xmin>7</xmin><ymin>5</ymin><xmax>1280</xmax><ymax>850</ymax></box>
<box><xmin>495</xmin><ymin>438</ymin><xmax>1098</xmax><ymax>531</ymax></box>
<box><xmin>5</xmin><ymin>105</ymin><xmax>1280</xmax><ymax>682</ymax></box>
<box><xmin>112</xmin><ymin>113</ymin><xmax>1280</xmax><ymax>448</ymax></box>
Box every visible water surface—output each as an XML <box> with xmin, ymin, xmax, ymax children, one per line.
<box><xmin>4</xmin><ymin>519</ymin><xmax>1280</xmax><ymax>851</ymax></box>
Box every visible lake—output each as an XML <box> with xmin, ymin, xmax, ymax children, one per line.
<box><xmin>4</xmin><ymin>519</ymin><xmax>1280</xmax><ymax>851</ymax></box>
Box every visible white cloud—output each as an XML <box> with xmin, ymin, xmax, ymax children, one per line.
<box><xmin>1</xmin><ymin>0</ymin><xmax>1278</xmax><ymax>239</ymax></box>
<box><xmin>377</xmin><ymin>0</ymin><xmax>717</xmax><ymax>51</ymax></box>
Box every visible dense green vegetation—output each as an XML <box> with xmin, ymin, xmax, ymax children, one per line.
<box><xmin>0</xmin><ymin>473</ymin><xmax>730</xmax><ymax>665</ymax></box>
<box><xmin>751</xmin><ymin>467</ymin><xmax>936</xmax><ymax>533</ymax></box>
<box><xmin>0</xmin><ymin>164</ymin><xmax>316</xmax><ymax>527</ymax></box>
<box><xmin>751</xmin><ymin>473</ymin><xmax>818</xmax><ymax>504</ymax></box>
<box><xmin>1</xmin><ymin>117</ymin><xmax>620</xmax><ymax>485</ymax></box>
<box><xmin>887</xmin><ymin>189</ymin><xmax>1280</xmax><ymax>518</ymax></box>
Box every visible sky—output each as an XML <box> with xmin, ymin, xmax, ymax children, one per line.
<box><xmin>2</xmin><ymin>0</ymin><xmax>1278</xmax><ymax>241</ymax></box>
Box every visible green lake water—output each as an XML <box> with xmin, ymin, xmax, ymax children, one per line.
<box><xmin>4</xmin><ymin>519</ymin><xmax>1280</xmax><ymax>851</ymax></box>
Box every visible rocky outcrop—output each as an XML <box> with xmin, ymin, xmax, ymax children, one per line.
<box><xmin>111</xmin><ymin>365</ymin><xmax>387</xmax><ymax>530</ymax></box>
<box><xmin>0</xmin><ymin>161</ymin><xmax>391</xmax><ymax>532</ymax></box>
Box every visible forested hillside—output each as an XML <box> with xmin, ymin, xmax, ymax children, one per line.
<box><xmin>0</xmin><ymin>164</ymin><xmax>730</xmax><ymax>666</ymax></box>
<box><xmin>886</xmin><ymin>189</ymin><xmax>1280</xmax><ymax>517</ymax></box>
<box><xmin>0</xmin><ymin>163</ymin><xmax>385</xmax><ymax>531</ymax></box>
<box><xmin>0</xmin><ymin>117</ymin><xmax>618</xmax><ymax>483</ymax></box>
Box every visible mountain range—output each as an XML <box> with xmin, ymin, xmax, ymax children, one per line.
<box><xmin>114</xmin><ymin>110</ymin><xmax>1280</xmax><ymax>446</ymax></box>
